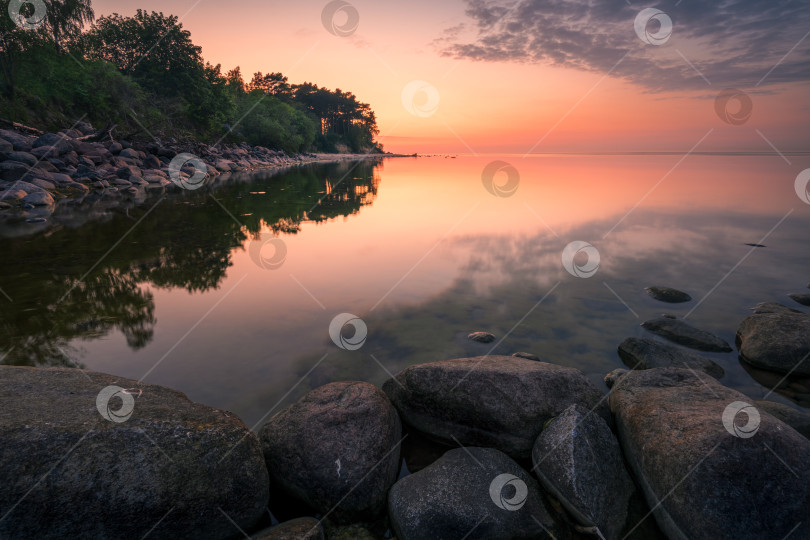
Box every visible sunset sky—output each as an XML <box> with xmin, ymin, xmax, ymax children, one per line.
<box><xmin>92</xmin><ymin>0</ymin><xmax>810</xmax><ymax>154</ymax></box>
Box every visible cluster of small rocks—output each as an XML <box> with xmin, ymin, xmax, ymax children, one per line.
<box><xmin>0</xmin><ymin>124</ymin><xmax>315</xmax><ymax>229</ymax></box>
<box><xmin>1</xmin><ymin>284</ymin><xmax>810</xmax><ymax>539</ymax></box>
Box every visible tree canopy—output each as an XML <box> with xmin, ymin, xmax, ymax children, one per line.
<box><xmin>0</xmin><ymin>3</ymin><xmax>381</xmax><ymax>153</ymax></box>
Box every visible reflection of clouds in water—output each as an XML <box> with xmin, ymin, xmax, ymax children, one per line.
<box><xmin>275</xmin><ymin>208</ymin><xmax>810</xmax><ymax>425</ymax></box>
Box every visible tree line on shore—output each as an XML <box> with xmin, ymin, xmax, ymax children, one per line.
<box><xmin>0</xmin><ymin>2</ymin><xmax>381</xmax><ymax>153</ymax></box>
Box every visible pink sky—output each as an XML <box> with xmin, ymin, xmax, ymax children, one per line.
<box><xmin>92</xmin><ymin>0</ymin><xmax>810</xmax><ymax>154</ymax></box>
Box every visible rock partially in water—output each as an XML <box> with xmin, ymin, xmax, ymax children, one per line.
<box><xmin>736</xmin><ymin>310</ymin><xmax>810</xmax><ymax>375</ymax></box>
<box><xmin>618</xmin><ymin>337</ymin><xmax>725</xmax><ymax>379</ymax></box>
<box><xmin>641</xmin><ymin>316</ymin><xmax>732</xmax><ymax>352</ymax></box>
<box><xmin>512</xmin><ymin>351</ymin><xmax>541</xmax><ymax>361</ymax></box>
<box><xmin>383</xmin><ymin>356</ymin><xmax>609</xmax><ymax>459</ymax></box>
<box><xmin>604</xmin><ymin>368</ymin><xmax>629</xmax><ymax>389</ymax></box>
<box><xmin>388</xmin><ymin>447</ymin><xmax>567</xmax><ymax>540</ymax></box>
<box><xmin>0</xmin><ymin>366</ymin><xmax>269</xmax><ymax>539</ymax></box>
<box><xmin>788</xmin><ymin>293</ymin><xmax>810</xmax><ymax>307</ymax></box>
<box><xmin>753</xmin><ymin>400</ymin><xmax>810</xmax><ymax>439</ymax></box>
<box><xmin>532</xmin><ymin>404</ymin><xmax>635</xmax><ymax>539</ymax></box>
<box><xmin>259</xmin><ymin>381</ymin><xmax>401</xmax><ymax>523</ymax></box>
<box><xmin>610</xmin><ymin>368</ymin><xmax>810</xmax><ymax>540</ymax></box>
<box><xmin>467</xmin><ymin>331</ymin><xmax>496</xmax><ymax>343</ymax></box>
<box><xmin>644</xmin><ymin>286</ymin><xmax>692</xmax><ymax>303</ymax></box>
<box><xmin>741</xmin><ymin>362</ymin><xmax>810</xmax><ymax>409</ymax></box>
<box><xmin>252</xmin><ymin>517</ymin><xmax>323</xmax><ymax>539</ymax></box>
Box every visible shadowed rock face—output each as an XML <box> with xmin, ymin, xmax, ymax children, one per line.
<box><xmin>0</xmin><ymin>366</ymin><xmax>269</xmax><ymax>539</ymax></box>
<box><xmin>618</xmin><ymin>337</ymin><xmax>725</xmax><ymax>379</ymax></box>
<box><xmin>259</xmin><ymin>381</ymin><xmax>401</xmax><ymax>523</ymax></box>
<box><xmin>532</xmin><ymin>404</ymin><xmax>635</xmax><ymax>539</ymax></box>
<box><xmin>736</xmin><ymin>310</ymin><xmax>810</xmax><ymax>375</ymax></box>
<box><xmin>388</xmin><ymin>447</ymin><xmax>568</xmax><ymax>540</ymax></box>
<box><xmin>641</xmin><ymin>317</ymin><xmax>732</xmax><ymax>352</ymax></box>
<box><xmin>610</xmin><ymin>368</ymin><xmax>810</xmax><ymax>540</ymax></box>
<box><xmin>383</xmin><ymin>356</ymin><xmax>610</xmax><ymax>459</ymax></box>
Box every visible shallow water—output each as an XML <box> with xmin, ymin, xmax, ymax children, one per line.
<box><xmin>2</xmin><ymin>154</ymin><xmax>809</xmax><ymax>428</ymax></box>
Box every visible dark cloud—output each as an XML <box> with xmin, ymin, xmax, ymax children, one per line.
<box><xmin>438</xmin><ymin>0</ymin><xmax>810</xmax><ymax>91</ymax></box>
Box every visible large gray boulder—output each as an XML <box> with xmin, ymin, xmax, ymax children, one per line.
<box><xmin>0</xmin><ymin>366</ymin><xmax>269</xmax><ymax>539</ymax></box>
<box><xmin>532</xmin><ymin>404</ymin><xmax>635</xmax><ymax>540</ymax></box>
<box><xmin>610</xmin><ymin>368</ymin><xmax>810</xmax><ymax>540</ymax></box>
<box><xmin>259</xmin><ymin>382</ymin><xmax>401</xmax><ymax>523</ymax></box>
<box><xmin>736</xmin><ymin>310</ymin><xmax>810</xmax><ymax>375</ymax></box>
<box><xmin>617</xmin><ymin>337</ymin><xmax>724</xmax><ymax>378</ymax></box>
<box><xmin>641</xmin><ymin>317</ymin><xmax>732</xmax><ymax>352</ymax></box>
<box><xmin>388</xmin><ymin>447</ymin><xmax>567</xmax><ymax>540</ymax></box>
<box><xmin>383</xmin><ymin>356</ymin><xmax>610</xmax><ymax>459</ymax></box>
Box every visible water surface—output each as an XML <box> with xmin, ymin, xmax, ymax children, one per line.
<box><xmin>3</xmin><ymin>154</ymin><xmax>810</xmax><ymax>428</ymax></box>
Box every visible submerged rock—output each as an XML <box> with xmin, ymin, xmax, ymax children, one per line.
<box><xmin>610</xmin><ymin>368</ymin><xmax>810</xmax><ymax>540</ymax></box>
<box><xmin>788</xmin><ymin>293</ymin><xmax>810</xmax><ymax>307</ymax></box>
<box><xmin>259</xmin><ymin>382</ymin><xmax>401</xmax><ymax>523</ymax></box>
<box><xmin>388</xmin><ymin>447</ymin><xmax>567</xmax><ymax>540</ymax></box>
<box><xmin>644</xmin><ymin>286</ymin><xmax>692</xmax><ymax>303</ymax></box>
<box><xmin>618</xmin><ymin>337</ymin><xmax>724</xmax><ymax>378</ymax></box>
<box><xmin>467</xmin><ymin>331</ymin><xmax>496</xmax><ymax>343</ymax></box>
<box><xmin>0</xmin><ymin>366</ymin><xmax>269</xmax><ymax>539</ymax></box>
<box><xmin>532</xmin><ymin>404</ymin><xmax>635</xmax><ymax>539</ymax></box>
<box><xmin>641</xmin><ymin>316</ymin><xmax>732</xmax><ymax>352</ymax></box>
<box><xmin>736</xmin><ymin>310</ymin><xmax>810</xmax><ymax>375</ymax></box>
<box><xmin>383</xmin><ymin>356</ymin><xmax>609</xmax><ymax>459</ymax></box>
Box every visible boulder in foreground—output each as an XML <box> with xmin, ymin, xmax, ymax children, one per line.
<box><xmin>383</xmin><ymin>356</ymin><xmax>610</xmax><ymax>459</ymax></box>
<box><xmin>259</xmin><ymin>382</ymin><xmax>401</xmax><ymax>523</ymax></box>
<box><xmin>388</xmin><ymin>447</ymin><xmax>567</xmax><ymax>540</ymax></box>
<box><xmin>532</xmin><ymin>404</ymin><xmax>635</xmax><ymax>539</ymax></box>
<box><xmin>0</xmin><ymin>366</ymin><xmax>269</xmax><ymax>539</ymax></box>
<box><xmin>610</xmin><ymin>368</ymin><xmax>810</xmax><ymax>540</ymax></box>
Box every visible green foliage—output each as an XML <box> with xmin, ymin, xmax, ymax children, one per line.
<box><xmin>0</xmin><ymin>3</ymin><xmax>380</xmax><ymax>152</ymax></box>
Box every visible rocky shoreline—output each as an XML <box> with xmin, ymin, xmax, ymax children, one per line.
<box><xmin>2</xmin><ymin>285</ymin><xmax>810</xmax><ymax>539</ymax></box>
<box><xmin>0</xmin><ymin>124</ymin><xmax>411</xmax><ymax>236</ymax></box>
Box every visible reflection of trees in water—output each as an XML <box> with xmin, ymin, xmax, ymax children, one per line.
<box><xmin>0</xmin><ymin>160</ymin><xmax>382</xmax><ymax>367</ymax></box>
